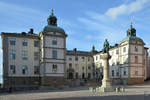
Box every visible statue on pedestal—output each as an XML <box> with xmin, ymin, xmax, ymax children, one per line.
<box><xmin>102</xmin><ymin>39</ymin><xmax>109</xmax><ymax>53</ymax></box>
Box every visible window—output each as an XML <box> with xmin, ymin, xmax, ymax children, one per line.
<box><xmin>82</xmin><ymin>66</ymin><xmax>84</xmax><ymax>70</ymax></box>
<box><xmin>52</xmin><ymin>50</ymin><xmax>57</xmax><ymax>59</ymax></box>
<box><xmin>34</xmin><ymin>66</ymin><xmax>39</xmax><ymax>74</ymax></box>
<box><xmin>34</xmin><ymin>41</ymin><xmax>39</xmax><ymax>47</ymax></box>
<box><xmin>112</xmin><ymin>62</ymin><xmax>115</xmax><ymax>66</ymax></box>
<box><xmin>96</xmin><ymin>56</ymin><xmax>98</xmax><ymax>60</ymax></box>
<box><xmin>112</xmin><ymin>70</ymin><xmax>114</xmax><ymax>76</ymax></box>
<box><xmin>69</xmin><ymin>63</ymin><xmax>72</xmax><ymax>69</ymax></box>
<box><xmin>76</xmin><ymin>73</ymin><xmax>78</xmax><ymax>79</ymax></box>
<box><xmin>22</xmin><ymin>41</ymin><xmax>28</xmax><ymax>46</ymax></box>
<box><xmin>82</xmin><ymin>73</ymin><xmax>85</xmax><ymax>79</ymax></box>
<box><xmin>135</xmin><ymin>46</ymin><xmax>138</xmax><ymax>52</ymax></box>
<box><xmin>124</xmin><ymin>71</ymin><xmax>126</xmax><ymax>76</ymax></box>
<box><xmin>75</xmin><ymin>56</ymin><xmax>78</xmax><ymax>61</ymax></box>
<box><xmin>88</xmin><ymin>57</ymin><xmax>90</xmax><ymax>61</ymax></box>
<box><xmin>88</xmin><ymin>73</ymin><xmax>91</xmax><ymax>79</ymax></box>
<box><xmin>135</xmin><ymin>56</ymin><xmax>138</xmax><ymax>63</ymax></box>
<box><xmin>34</xmin><ymin>52</ymin><xmax>38</xmax><ymax>60</ymax></box>
<box><xmin>116</xmin><ymin>72</ymin><xmax>119</xmax><ymax>76</ymax></box>
<box><xmin>22</xmin><ymin>50</ymin><xmax>28</xmax><ymax>60</ymax></box>
<box><xmin>10</xmin><ymin>65</ymin><xmax>15</xmax><ymax>74</ymax></box>
<box><xmin>135</xmin><ymin>71</ymin><xmax>138</xmax><ymax>75</ymax></box>
<box><xmin>82</xmin><ymin>57</ymin><xmax>85</xmax><ymax>61</ymax></box>
<box><xmin>116</xmin><ymin>50</ymin><xmax>119</xmax><ymax>54</ymax></box>
<box><xmin>10</xmin><ymin>50</ymin><xmax>16</xmax><ymax>60</ymax></box>
<box><xmin>10</xmin><ymin>40</ymin><xmax>16</xmax><ymax>45</ymax></box>
<box><xmin>22</xmin><ymin>65</ymin><xmax>28</xmax><ymax>74</ymax></box>
<box><xmin>123</xmin><ymin>47</ymin><xmax>126</xmax><ymax>52</ymax></box>
<box><xmin>117</xmin><ymin>61</ymin><xmax>120</xmax><ymax>65</ymax></box>
<box><xmin>52</xmin><ymin>64</ymin><xmax>57</xmax><ymax>73</ymax></box>
<box><xmin>69</xmin><ymin>57</ymin><xmax>72</xmax><ymax>61</ymax></box>
<box><xmin>88</xmin><ymin>66</ymin><xmax>91</xmax><ymax>70</ymax></box>
<box><xmin>52</xmin><ymin>38</ymin><xmax>57</xmax><ymax>45</ymax></box>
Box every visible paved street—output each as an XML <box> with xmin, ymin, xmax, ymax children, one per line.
<box><xmin>0</xmin><ymin>85</ymin><xmax>150</xmax><ymax>100</ymax></box>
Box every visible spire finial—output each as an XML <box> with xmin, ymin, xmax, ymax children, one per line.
<box><xmin>51</xmin><ymin>9</ymin><xmax>54</xmax><ymax>16</ymax></box>
<box><xmin>92</xmin><ymin>45</ymin><xmax>95</xmax><ymax>50</ymax></box>
<box><xmin>130</xmin><ymin>22</ymin><xmax>133</xmax><ymax>29</ymax></box>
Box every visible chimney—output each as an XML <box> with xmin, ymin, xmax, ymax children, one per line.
<box><xmin>28</xmin><ymin>28</ymin><xmax>34</xmax><ymax>34</ymax></box>
<box><xmin>74</xmin><ymin>48</ymin><xmax>77</xmax><ymax>52</ymax></box>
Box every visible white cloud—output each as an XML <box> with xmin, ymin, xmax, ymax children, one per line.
<box><xmin>105</xmin><ymin>0</ymin><xmax>149</xmax><ymax>19</ymax></box>
<box><xmin>78</xmin><ymin>15</ymin><xmax>124</xmax><ymax>49</ymax></box>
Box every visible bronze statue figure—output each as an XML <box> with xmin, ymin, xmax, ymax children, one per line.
<box><xmin>102</xmin><ymin>39</ymin><xmax>109</xmax><ymax>53</ymax></box>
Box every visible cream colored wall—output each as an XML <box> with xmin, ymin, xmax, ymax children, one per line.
<box><xmin>45</xmin><ymin>36</ymin><xmax>64</xmax><ymax>48</ymax></box>
<box><xmin>44</xmin><ymin>48</ymin><xmax>64</xmax><ymax>59</ymax></box>
<box><xmin>8</xmin><ymin>37</ymin><xmax>39</xmax><ymax>77</ymax></box>
<box><xmin>45</xmin><ymin>63</ymin><xmax>64</xmax><ymax>76</ymax></box>
<box><xmin>66</xmin><ymin>55</ymin><xmax>94</xmax><ymax>79</ymax></box>
<box><xmin>40</xmin><ymin>32</ymin><xmax>66</xmax><ymax>77</ymax></box>
<box><xmin>93</xmin><ymin>44</ymin><xmax>129</xmax><ymax>78</ymax></box>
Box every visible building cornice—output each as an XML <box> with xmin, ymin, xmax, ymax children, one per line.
<box><xmin>1</xmin><ymin>32</ymin><xmax>40</xmax><ymax>39</ymax></box>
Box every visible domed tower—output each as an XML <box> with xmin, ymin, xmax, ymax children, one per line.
<box><xmin>39</xmin><ymin>9</ymin><xmax>67</xmax><ymax>86</ymax></box>
<box><xmin>120</xmin><ymin>23</ymin><xmax>147</xmax><ymax>84</ymax></box>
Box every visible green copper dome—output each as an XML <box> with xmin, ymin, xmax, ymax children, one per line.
<box><xmin>43</xmin><ymin>25</ymin><xmax>65</xmax><ymax>33</ymax></box>
<box><xmin>121</xmin><ymin>23</ymin><xmax>144</xmax><ymax>43</ymax></box>
<box><xmin>121</xmin><ymin>36</ymin><xmax>143</xmax><ymax>43</ymax></box>
<box><xmin>43</xmin><ymin>9</ymin><xmax>65</xmax><ymax>34</ymax></box>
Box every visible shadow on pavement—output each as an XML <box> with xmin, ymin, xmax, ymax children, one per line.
<box><xmin>37</xmin><ymin>94</ymin><xmax>150</xmax><ymax>100</ymax></box>
<box><xmin>0</xmin><ymin>86</ymin><xmax>89</xmax><ymax>96</ymax></box>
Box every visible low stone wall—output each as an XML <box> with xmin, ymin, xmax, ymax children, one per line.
<box><xmin>111</xmin><ymin>78</ymin><xmax>128</xmax><ymax>85</ymax></box>
<box><xmin>41</xmin><ymin>76</ymin><xmax>67</xmax><ymax>86</ymax></box>
<box><xmin>128</xmin><ymin>78</ymin><xmax>144</xmax><ymax>85</ymax></box>
<box><xmin>3</xmin><ymin>77</ymin><xmax>40</xmax><ymax>88</ymax></box>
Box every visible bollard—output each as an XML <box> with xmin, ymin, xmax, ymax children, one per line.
<box><xmin>121</xmin><ymin>87</ymin><xmax>125</xmax><ymax>92</ymax></box>
<box><xmin>116</xmin><ymin>87</ymin><xmax>119</xmax><ymax>92</ymax></box>
<box><xmin>89</xmin><ymin>87</ymin><xmax>93</xmax><ymax>92</ymax></box>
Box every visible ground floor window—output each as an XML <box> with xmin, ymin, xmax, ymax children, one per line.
<box><xmin>52</xmin><ymin>64</ymin><xmax>57</xmax><ymax>73</ymax></box>
<box><xmin>88</xmin><ymin>73</ymin><xmax>91</xmax><ymax>79</ymax></box>
<box><xmin>75</xmin><ymin>73</ymin><xmax>78</xmax><ymax>79</ymax></box>
<box><xmin>68</xmin><ymin>72</ymin><xmax>74</xmax><ymax>79</ymax></box>
<box><xmin>82</xmin><ymin>73</ymin><xmax>85</xmax><ymax>79</ymax></box>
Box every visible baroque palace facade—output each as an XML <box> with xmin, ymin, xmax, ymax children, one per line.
<box><xmin>1</xmin><ymin>10</ymin><xmax>150</xmax><ymax>88</ymax></box>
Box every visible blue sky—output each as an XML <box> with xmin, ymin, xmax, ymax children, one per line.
<box><xmin>0</xmin><ymin>0</ymin><xmax>150</xmax><ymax>83</ymax></box>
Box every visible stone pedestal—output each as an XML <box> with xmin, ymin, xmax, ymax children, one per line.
<box><xmin>99</xmin><ymin>53</ymin><xmax>115</xmax><ymax>92</ymax></box>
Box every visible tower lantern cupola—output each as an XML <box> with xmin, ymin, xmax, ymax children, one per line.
<box><xmin>47</xmin><ymin>9</ymin><xmax>57</xmax><ymax>26</ymax></box>
<box><xmin>127</xmin><ymin>22</ymin><xmax>136</xmax><ymax>37</ymax></box>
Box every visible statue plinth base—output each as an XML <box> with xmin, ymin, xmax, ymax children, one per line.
<box><xmin>101</xmin><ymin>78</ymin><xmax>112</xmax><ymax>88</ymax></box>
<box><xmin>99</xmin><ymin>53</ymin><xmax>115</xmax><ymax>92</ymax></box>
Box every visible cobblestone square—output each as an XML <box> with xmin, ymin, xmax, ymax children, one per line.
<box><xmin>1</xmin><ymin>85</ymin><xmax>150</xmax><ymax>100</ymax></box>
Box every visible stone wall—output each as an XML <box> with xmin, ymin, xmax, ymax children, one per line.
<box><xmin>4</xmin><ymin>77</ymin><xmax>40</xmax><ymax>88</ymax></box>
<box><xmin>128</xmin><ymin>78</ymin><xmax>144</xmax><ymax>85</ymax></box>
<box><xmin>41</xmin><ymin>76</ymin><xmax>67</xmax><ymax>86</ymax></box>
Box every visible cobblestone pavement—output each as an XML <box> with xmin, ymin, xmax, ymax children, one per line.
<box><xmin>0</xmin><ymin>85</ymin><xmax>150</xmax><ymax>100</ymax></box>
